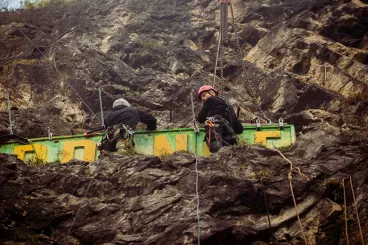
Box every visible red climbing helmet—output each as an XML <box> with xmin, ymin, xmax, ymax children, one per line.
<box><xmin>197</xmin><ymin>85</ymin><xmax>218</xmax><ymax>100</ymax></box>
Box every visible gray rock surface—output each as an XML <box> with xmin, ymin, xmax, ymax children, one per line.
<box><xmin>0</xmin><ymin>0</ymin><xmax>366</xmax><ymax>136</ymax></box>
<box><xmin>0</xmin><ymin>0</ymin><xmax>367</xmax><ymax>244</ymax></box>
<box><xmin>0</xmin><ymin>128</ymin><xmax>367</xmax><ymax>244</ymax></box>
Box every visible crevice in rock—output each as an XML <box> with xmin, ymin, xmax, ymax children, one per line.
<box><xmin>292</xmin><ymin>57</ymin><xmax>311</xmax><ymax>75</ymax></box>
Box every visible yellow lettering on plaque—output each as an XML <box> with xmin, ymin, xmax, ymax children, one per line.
<box><xmin>154</xmin><ymin>135</ymin><xmax>173</xmax><ymax>156</ymax></box>
<box><xmin>13</xmin><ymin>144</ymin><xmax>47</xmax><ymax>162</ymax></box>
<box><xmin>254</xmin><ymin>131</ymin><xmax>281</xmax><ymax>146</ymax></box>
<box><xmin>204</xmin><ymin>144</ymin><xmax>211</xmax><ymax>156</ymax></box>
<box><xmin>61</xmin><ymin>140</ymin><xmax>96</xmax><ymax>163</ymax></box>
<box><xmin>175</xmin><ymin>134</ymin><xmax>187</xmax><ymax>151</ymax></box>
<box><xmin>154</xmin><ymin>134</ymin><xmax>188</xmax><ymax>156</ymax></box>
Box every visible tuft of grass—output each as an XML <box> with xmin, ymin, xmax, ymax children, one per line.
<box><xmin>158</xmin><ymin>150</ymin><xmax>172</xmax><ymax>162</ymax></box>
<box><xmin>275</xmin><ymin>144</ymin><xmax>293</xmax><ymax>153</ymax></box>
<box><xmin>255</xmin><ymin>170</ymin><xmax>273</xmax><ymax>180</ymax></box>
<box><xmin>119</xmin><ymin>148</ymin><xmax>143</xmax><ymax>157</ymax></box>
<box><xmin>237</xmin><ymin>138</ymin><xmax>249</xmax><ymax>147</ymax></box>
<box><xmin>141</xmin><ymin>39</ymin><xmax>159</xmax><ymax>51</ymax></box>
<box><xmin>175</xmin><ymin>150</ymin><xmax>192</xmax><ymax>154</ymax></box>
<box><xmin>25</xmin><ymin>156</ymin><xmax>45</xmax><ymax>166</ymax></box>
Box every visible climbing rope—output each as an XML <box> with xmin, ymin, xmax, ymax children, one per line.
<box><xmin>272</xmin><ymin>147</ymin><xmax>309</xmax><ymax>245</ymax></box>
<box><xmin>342</xmin><ymin>178</ymin><xmax>350</xmax><ymax>245</ymax></box>
<box><xmin>342</xmin><ymin>176</ymin><xmax>365</xmax><ymax>245</ymax></box>
<box><xmin>349</xmin><ymin>176</ymin><xmax>365</xmax><ymax>245</ymax></box>
<box><xmin>215</xmin><ymin>1</ymin><xmax>271</xmax><ymax>122</ymax></box>
<box><xmin>260</xmin><ymin>178</ymin><xmax>276</xmax><ymax>245</ymax></box>
<box><xmin>212</xmin><ymin>30</ymin><xmax>221</xmax><ymax>88</ymax></box>
<box><xmin>191</xmin><ymin>92</ymin><xmax>199</xmax><ymax>133</ymax></box>
<box><xmin>65</xmin><ymin>172</ymin><xmax>96</xmax><ymax>240</ymax></box>
<box><xmin>194</xmin><ymin>154</ymin><xmax>200</xmax><ymax>245</ymax></box>
<box><xmin>11</xmin><ymin>24</ymin><xmax>102</xmax><ymax>124</ymax></box>
<box><xmin>7</xmin><ymin>93</ymin><xmax>13</xmax><ymax>135</ymax></box>
<box><xmin>174</xmin><ymin>92</ymin><xmax>204</xmax><ymax>244</ymax></box>
<box><xmin>229</xmin><ymin>4</ymin><xmax>271</xmax><ymax>123</ymax></box>
<box><xmin>178</xmin><ymin>127</ymin><xmax>201</xmax><ymax>245</ymax></box>
<box><xmin>98</xmin><ymin>86</ymin><xmax>105</xmax><ymax>128</ymax></box>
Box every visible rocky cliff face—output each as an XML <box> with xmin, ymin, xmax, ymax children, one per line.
<box><xmin>0</xmin><ymin>0</ymin><xmax>367</xmax><ymax>244</ymax></box>
<box><xmin>0</xmin><ymin>140</ymin><xmax>367</xmax><ymax>244</ymax></box>
<box><xmin>0</xmin><ymin>0</ymin><xmax>367</xmax><ymax>136</ymax></box>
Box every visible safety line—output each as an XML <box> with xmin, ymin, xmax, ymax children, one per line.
<box><xmin>342</xmin><ymin>176</ymin><xmax>365</xmax><ymax>245</ymax></box>
<box><xmin>349</xmin><ymin>176</ymin><xmax>365</xmax><ymax>245</ymax></box>
<box><xmin>261</xmin><ymin>178</ymin><xmax>276</xmax><ymax>245</ymax></box>
<box><xmin>11</xmin><ymin>24</ymin><xmax>102</xmax><ymax>124</ymax></box>
<box><xmin>272</xmin><ymin>147</ymin><xmax>309</xmax><ymax>245</ymax></box>
<box><xmin>178</xmin><ymin>97</ymin><xmax>201</xmax><ymax>244</ymax></box>
<box><xmin>342</xmin><ymin>177</ymin><xmax>350</xmax><ymax>245</ymax></box>
<box><xmin>212</xmin><ymin>29</ymin><xmax>221</xmax><ymax>88</ymax></box>
<box><xmin>194</xmin><ymin>153</ymin><xmax>200</xmax><ymax>245</ymax></box>
<box><xmin>63</xmin><ymin>164</ymin><xmax>98</xmax><ymax>241</ymax></box>
<box><xmin>177</xmin><ymin>127</ymin><xmax>201</xmax><ymax>245</ymax></box>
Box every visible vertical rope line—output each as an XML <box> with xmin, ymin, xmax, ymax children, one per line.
<box><xmin>177</xmin><ymin>127</ymin><xmax>201</xmax><ymax>245</ymax></box>
<box><xmin>228</xmin><ymin>4</ymin><xmax>271</xmax><ymax>123</ymax></box>
<box><xmin>178</xmin><ymin>103</ymin><xmax>201</xmax><ymax>244</ymax></box>
<box><xmin>272</xmin><ymin>147</ymin><xmax>309</xmax><ymax>245</ymax></box>
<box><xmin>288</xmin><ymin>176</ymin><xmax>308</xmax><ymax>245</ymax></box>
<box><xmin>212</xmin><ymin>30</ymin><xmax>221</xmax><ymax>88</ymax></box>
<box><xmin>342</xmin><ymin>178</ymin><xmax>350</xmax><ymax>245</ymax></box>
<box><xmin>11</xmin><ymin>24</ymin><xmax>101</xmax><ymax>123</ymax></box>
<box><xmin>195</xmin><ymin>154</ymin><xmax>201</xmax><ymax>245</ymax></box>
<box><xmin>349</xmin><ymin>176</ymin><xmax>365</xmax><ymax>245</ymax></box>
<box><xmin>98</xmin><ymin>86</ymin><xmax>105</xmax><ymax>128</ymax></box>
<box><xmin>7</xmin><ymin>93</ymin><xmax>13</xmax><ymax>135</ymax></box>
<box><xmin>261</xmin><ymin>178</ymin><xmax>276</xmax><ymax>244</ymax></box>
<box><xmin>64</xmin><ymin>172</ymin><xmax>96</xmax><ymax>240</ymax></box>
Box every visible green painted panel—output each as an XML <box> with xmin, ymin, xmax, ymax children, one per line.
<box><xmin>0</xmin><ymin>124</ymin><xmax>296</xmax><ymax>162</ymax></box>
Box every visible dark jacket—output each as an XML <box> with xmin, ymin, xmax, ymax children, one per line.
<box><xmin>104</xmin><ymin>105</ymin><xmax>157</xmax><ymax>130</ymax></box>
<box><xmin>197</xmin><ymin>96</ymin><xmax>243</xmax><ymax>134</ymax></box>
<box><xmin>138</xmin><ymin>110</ymin><xmax>157</xmax><ymax>130</ymax></box>
<box><xmin>104</xmin><ymin>106</ymin><xmax>140</xmax><ymax>129</ymax></box>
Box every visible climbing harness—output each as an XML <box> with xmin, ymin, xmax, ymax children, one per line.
<box><xmin>205</xmin><ymin>119</ymin><xmax>219</xmax><ymax>147</ymax></box>
<box><xmin>99</xmin><ymin>124</ymin><xmax>135</xmax><ymax>152</ymax></box>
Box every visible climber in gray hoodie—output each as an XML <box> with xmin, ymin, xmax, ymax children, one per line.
<box><xmin>99</xmin><ymin>98</ymin><xmax>156</xmax><ymax>153</ymax></box>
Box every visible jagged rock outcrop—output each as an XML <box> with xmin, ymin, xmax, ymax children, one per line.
<box><xmin>0</xmin><ymin>123</ymin><xmax>367</xmax><ymax>245</ymax></box>
<box><xmin>0</xmin><ymin>0</ymin><xmax>367</xmax><ymax>137</ymax></box>
<box><xmin>0</xmin><ymin>0</ymin><xmax>368</xmax><ymax>244</ymax></box>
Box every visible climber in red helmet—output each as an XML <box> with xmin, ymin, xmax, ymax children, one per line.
<box><xmin>197</xmin><ymin>85</ymin><xmax>243</xmax><ymax>153</ymax></box>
